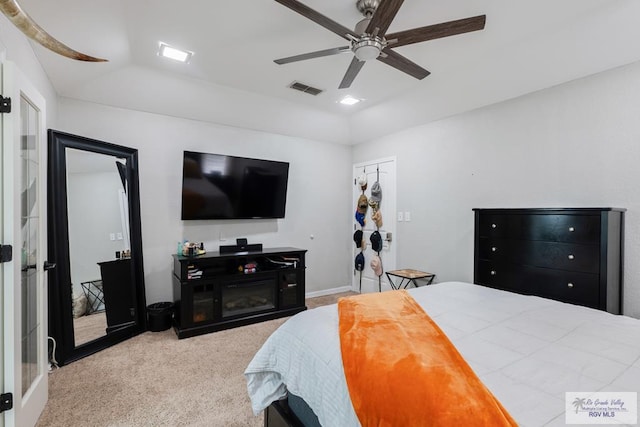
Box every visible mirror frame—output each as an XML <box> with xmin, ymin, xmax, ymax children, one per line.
<box><xmin>47</xmin><ymin>129</ymin><xmax>147</xmax><ymax>365</ymax></box>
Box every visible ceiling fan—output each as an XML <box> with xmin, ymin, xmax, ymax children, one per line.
<box><xmin>273</xmin><ymin>0</ymin><xmax>486</xmax><ymax>89</ymax></box>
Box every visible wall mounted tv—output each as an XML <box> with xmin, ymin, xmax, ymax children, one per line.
<box><xmin>181</xmin><ymin>151</ymin><xmax>290</xmax><ymax>220</ymax></box>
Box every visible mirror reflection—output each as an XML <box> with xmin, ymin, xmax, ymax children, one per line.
<box><xmin>66</xmin><ymin>148</ymin><xmax>133</xmax><ymax>346</ymax></box>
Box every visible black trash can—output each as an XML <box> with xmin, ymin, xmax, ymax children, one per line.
<box><xmin>147</xmin><ymin>302</ymin><xmax>174</xmax><ymax>332</ymax></box>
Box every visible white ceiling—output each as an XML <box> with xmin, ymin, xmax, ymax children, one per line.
<box><xmin>15</xmin><ymin>0</ymin><xmax>640</xmax><ymax>142</ymax></box>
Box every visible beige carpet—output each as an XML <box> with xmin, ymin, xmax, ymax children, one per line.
<box><xmin>73</xmin><ymin>311</ymin><xmax>108</xmax><ymax>345</ymax></box>
<box><xmin>37</xmin><ymin>291</ymin><xmax>355</xmax><ymax>427</ymax></box>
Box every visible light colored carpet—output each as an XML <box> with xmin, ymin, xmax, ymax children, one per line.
<box><xmin>37</xmin><ymin>291</ymin><xmax>355</xmax><ymax>427</ymax></box>
<box><xmin>73</xmin><ymin>311</ymin><xmax>107</xmax><ymax>345</ymax></box>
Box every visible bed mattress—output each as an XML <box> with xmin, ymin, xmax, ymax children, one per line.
<box><xmin>245</xmin><ymin>282</ymin><xmax>640</xmax><ymax>426</ymax></box>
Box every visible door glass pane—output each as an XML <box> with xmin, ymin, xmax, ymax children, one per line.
<box><xmin>20</xmin><ymin>95</ymin><xmax>41</xmax><ymax>396</ymax></box>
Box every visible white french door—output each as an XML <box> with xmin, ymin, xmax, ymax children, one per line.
<box><xmin>1</xmin><ymin>61</ymin><xmax>48</xmax><ymax>427</ymax></box>
<box><xmin>352</xmin><ymin>157</ymin><xmax>396</xmax><ymax>293</ymax></box>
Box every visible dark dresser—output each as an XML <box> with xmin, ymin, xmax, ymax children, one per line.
<box><xmin>99</xmin><ymin>258</ymin><xmax>135</xmax><ymax>331</ymax></box>
<box><xmin>473</xmin><ymin>208</ymin><xmax>625</xmax><ymax>314</ymax></box>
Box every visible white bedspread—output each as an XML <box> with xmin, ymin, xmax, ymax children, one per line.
<box><xmin>245</xmin><ymin>282</ymin><xmax>640</xmax><ymax>426</ymax></box>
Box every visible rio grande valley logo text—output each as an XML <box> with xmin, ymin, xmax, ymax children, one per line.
<box><xmin>572</xmin><ymin>397</ymin><xmax>627</xmax><ymax>418</ymax></box>
<box><xmin>566</xmin><ymin>392</ymin><xmax>637</xmax><ymax>425</ymax></box>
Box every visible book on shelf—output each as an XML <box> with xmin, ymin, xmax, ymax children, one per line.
<box><xmin>265</xmin><ymin>257</ymin><xmax>298</xmax><ymax>268</ymax></box>
<box><xmin>187</xmin><ymin>266</ymin><xmax>202</xmax><ymax>279</ymax></box>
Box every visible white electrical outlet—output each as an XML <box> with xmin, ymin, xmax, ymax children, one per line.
<box><xmin>116</xmin><ymin>232</ymin><xmax>123</xmax><ymax>240</ymax></box>
<box><xmin>405</xmin><ymin>211</ymin><xmax>411</xmax><ymax>222</ymax></box>
<box><xmin>109</xmin><ymin>233</ymin><xmax>115</xmax><ymax>241</ymax></box>
<box><xmin>397</xmin><ymin>212</ymin><xmax>404</xmax><ymax>222</ymax></box>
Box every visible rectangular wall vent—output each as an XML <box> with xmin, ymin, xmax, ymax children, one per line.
<box><xmin>289</xmin><ymin>81</ymin><xmax>323</xmax><ymax>96</ymax></box>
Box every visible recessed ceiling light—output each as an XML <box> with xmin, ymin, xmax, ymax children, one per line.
<box><xmin>158</xmin><ymin>42</ymin><xmax>193</xmax><ymax>63</ymax></box>
<box><xmin>339</xmin><ymin>96</ymin><xmax>361</xmax><ymax>106</ymax></box>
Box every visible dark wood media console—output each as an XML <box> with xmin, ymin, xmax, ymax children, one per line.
<box><xmin>172</xmin><ymin>247</ymin><xmax>307</xmax><ymax>339</ymax></box>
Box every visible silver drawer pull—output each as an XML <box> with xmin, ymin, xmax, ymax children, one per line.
<box><xmin>569</xmin><ymin>227</ymin><xmax>575</xmax><ymax>232</ymax></box>
<box><xmin>567</xmin><ymin>282</ymin><xmax>574</xmax><ymax>288</ymax></box>
<box><xmin>491</xmin><ymin>247</ymin><xmax>497</xmax><ymax>252</ymax></box>
<box><xmin>491</xmin><ymin>223</ymin><xmax>497</xmax><ymax>229</ymax></box>
<box><xmin>490</xmin><ymin>270</ymin><xmax>497</xmax><ymax>276</ymax></box>
<box><xmin>568</xmin><ymin>254</ymin><xmax>575</xmax><ymax>260</ymax></box>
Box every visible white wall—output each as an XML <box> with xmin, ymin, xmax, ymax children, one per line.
<box><xmin>67</xmin><ymin>170</ymin><xmax>126</xmax><ymax>294</ymax></box>
<box><xmin>61</xmin><ymin>65</ymin><xmax>352</xmax><ymax>146</ymax></box>
<box><xmin>56</xmin><ymin>98</ymin><xmax>353</xmax><ymax>304</ymax></box>
<box><xmin>353</xmin><ymin>60</ymin><xmax>640</xmax><ymax>318</ymax></box>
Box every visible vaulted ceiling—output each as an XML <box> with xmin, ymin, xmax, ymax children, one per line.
<box><xmin>15</xmin><ymin>0</ymin><xmax>640</xmax><ymax>142</ymax></box>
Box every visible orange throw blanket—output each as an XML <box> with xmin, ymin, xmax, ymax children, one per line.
<box><xmin>338</xmin><ymin>290</ymin><xmax>517</xmax><ymax>427</ymax></box>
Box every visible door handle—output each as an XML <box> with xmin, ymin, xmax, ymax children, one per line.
<box><xmin>43</xmin><ymin>261</ymin><xmax>56</xmax><ymax>271</ymax></box>
<box><xmin>0</xmin><ymin>244</ymin><xmax>12</xmax><ymax>263</ymax></box>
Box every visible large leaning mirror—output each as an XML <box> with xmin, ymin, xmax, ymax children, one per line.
<box><xmin>48</xmin><ymin>129</ymin><xmax>147</xmax><ymax>365</ymax></box>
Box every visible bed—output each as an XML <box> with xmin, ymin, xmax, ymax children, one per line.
<box><xmin>245</xmin><ymin>281</ymin><xmax>640</xmax><ymax>426</ymax></box>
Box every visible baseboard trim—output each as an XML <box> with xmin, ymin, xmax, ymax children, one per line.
<box><xmin>305</xmin><ymin>285</ymin><xmax>354</xmax><ymax>298</ymax></box>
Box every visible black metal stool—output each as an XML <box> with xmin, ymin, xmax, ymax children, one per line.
<box><xmin>385</xmin><ymin>269</ymin><xmax>435</xmax><ymax>290</ymax></box>
<box><xmin>80</xmin><ymin>280</ymin><xmax>105</xmax><ymax>314</ymax></box>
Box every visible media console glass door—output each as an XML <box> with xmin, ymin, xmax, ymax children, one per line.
<box><xmin>192</xmin><ymin>283</ymin><xmax>215</xmax><ymax>324</ymax></box>
<box><xmin>221</xmin><ymin>278</ymin><xmax>276</xmax><ymax>319</ymax></box>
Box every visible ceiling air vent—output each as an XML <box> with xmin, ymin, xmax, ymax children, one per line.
<box><xmin>289</xmin><ymin>81</ymin><xmax>323</xmax><ymax>96</ymax></box>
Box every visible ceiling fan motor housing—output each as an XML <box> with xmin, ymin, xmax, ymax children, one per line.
<box><xmin>352</xmin><ymin>0</ymin><xmax>386</xmax><ymax>61</ymax></box>
<box><xmin>352</xmin><ymin>14</ymin><xmax>386</xmax><ymax>61</ymax></box>
<box><xmin>354</xmin><ymin>18</ymin><xmax>372</xmax><ymax>35</ymax></box>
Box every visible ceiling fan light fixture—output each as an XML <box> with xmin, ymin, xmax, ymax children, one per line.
<box><xmin>352</xmin><ymin>36</ymin><xmax>385</xmax><ymax>61</ymax></box>
<box><xmin>158</xmin><ymin>42</ymin><xmax>193</xmax><ymax>63</ymax></box>
<box><xmin>354</xmin><ymin>44</ymin><xmax>379</xmax><ymax>61</ymax></box>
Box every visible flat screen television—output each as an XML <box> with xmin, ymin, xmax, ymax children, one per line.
<box><xmin>181</xmin><ymin>151</ymin><xmax>289</xmax><ymax>220</ymax></box>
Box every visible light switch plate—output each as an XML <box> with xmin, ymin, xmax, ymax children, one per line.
<box><xmin>397</xmin><ymin>212</ymin><xmax>404</xmax><ymax>222</ymax></box>
<box><xmin>405</xmin><ymin>211</ymin><xmax>411</xmax><ymax>222</ymax></box>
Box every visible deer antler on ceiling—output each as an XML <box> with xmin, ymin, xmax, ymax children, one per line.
<box><xmin>0</xmin><ymin>0</ymin><xmax>107</xmax><ymax>62</ymax></box>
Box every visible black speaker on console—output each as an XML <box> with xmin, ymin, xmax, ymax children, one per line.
<box><xmin>220</xmin><ymin>240</ymin><xmax>263</xmax><ymax>254</ymax></box>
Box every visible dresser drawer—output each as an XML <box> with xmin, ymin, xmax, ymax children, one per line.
<box><xmin>520</xmin><ymin>214</ymin><xmax>599</xmax><ymax>244</ymax></box>
<box><xmin>477</xmin><ymin>214</ymin><xmax>511</xmax><ymax>238</ymax></box>
<box><xmin>478</xmin><ymin>238</ymin><xmax>600</xmax><ymax>273</ymax></box>
<box><xmin>475</xmin><ymin>260</ymin><xmax>518</xmax><ymax>291</ymax></box>
<box><xmin>535</xmin><ymin>270</ymin><xmax>600</xmax><ymax>309</ymax></box>
<box><xmin>478</xmin><ymin>213</ymin><xmax>600</xmax><ymax>244</ymax></box>
<box><xmin>476</xmin><ymin>261</ymin><xmax>600</xmax><ymax>309</ymax></box>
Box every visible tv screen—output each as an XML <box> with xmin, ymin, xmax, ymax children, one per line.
<box><xmin>181</xmin><ymin>151</ymin><xmax>289</xmax><ymax>220</ymax></box>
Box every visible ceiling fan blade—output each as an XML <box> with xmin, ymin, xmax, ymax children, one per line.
<box><xmin>377</xmin><ymin>49</ymin><xmax>430</xmax><ymax>80</ymax></box>
<box><xmin>274</xmin><ymin>0</ymin><xmax>357</xmax><ymax>40</ymax></box>
<box><xmin>366</xmin><ymin>0</ymin><xmax>404</xmax><ymax>36</ymax></box>
<box><xmin>386</xmin><ymin>15</ymin><xmax>486</xmax><ymax>48</ymax></box>
<box><xmin>275</xmin><ymin>46</ymin><xmax>350</xmax><ymax>65</ymax></box>
<box><xmin>339</xmin><ymin>57</ymin><xmax>365</xmax><ymax>89</ymax></box>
